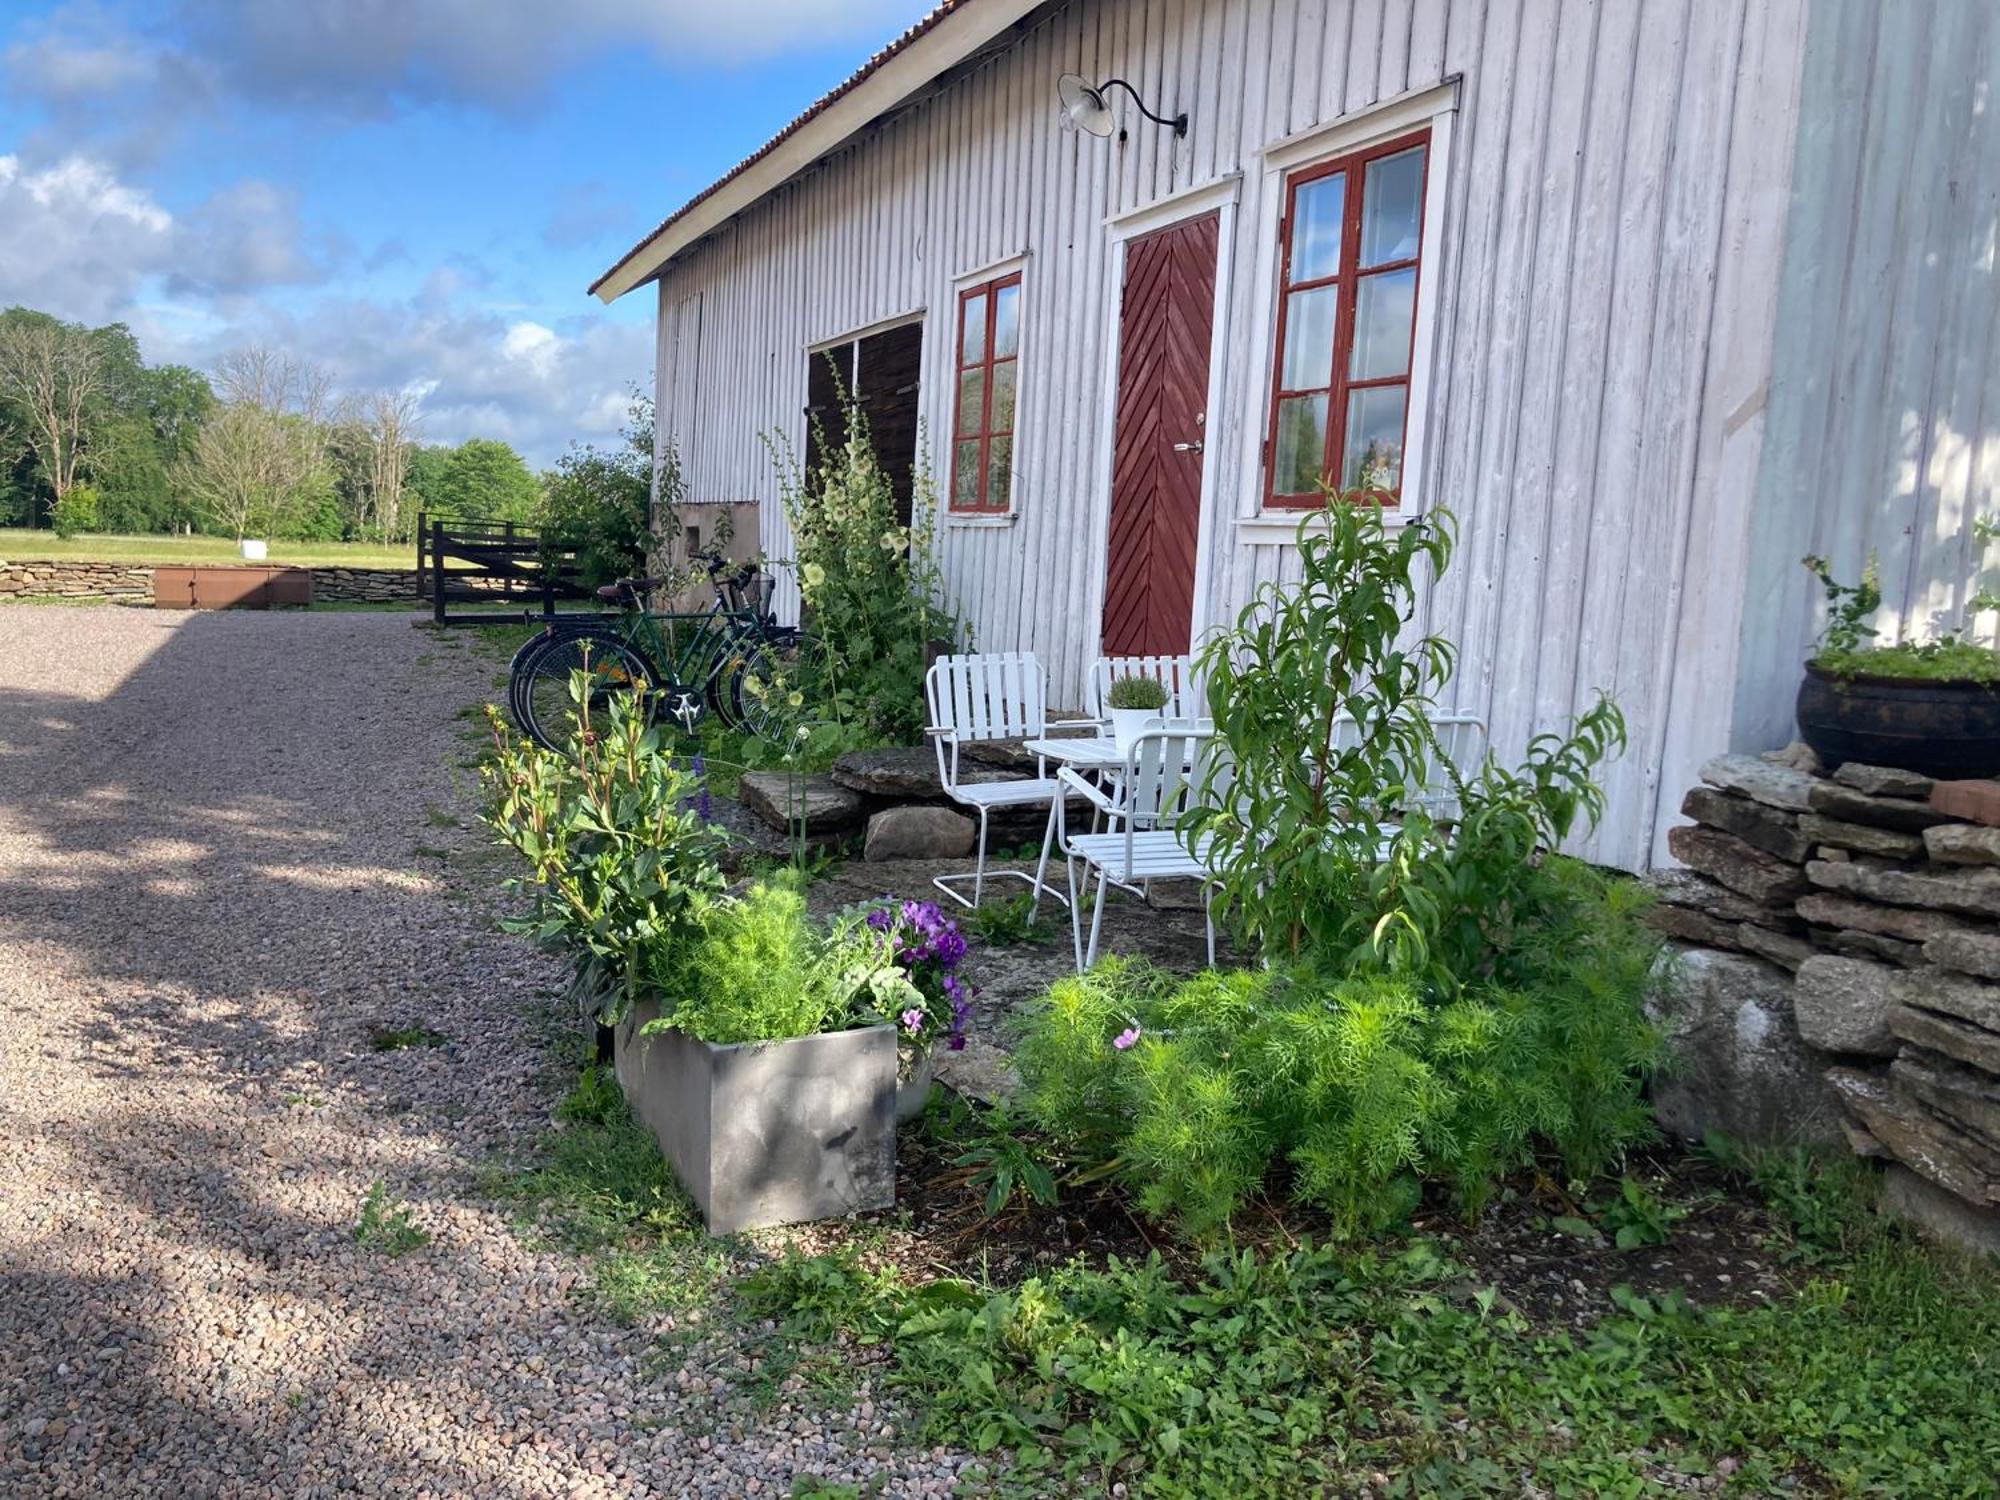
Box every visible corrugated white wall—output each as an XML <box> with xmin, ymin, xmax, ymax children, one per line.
<box><xmin>648</xmin><ymin>0</ymin><xmax>1812</xmax><ymax>870</ymax></box>
<box><xmin>1733</xmin><ymin>0</ymin><xmax>2000</xmax><ymax>754</ymax></box>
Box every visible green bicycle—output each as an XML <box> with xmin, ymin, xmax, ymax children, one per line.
<box><xmin>508</xmin><ymin>554</ymin><xmax>826</xmax><ymax>750</ymax></box>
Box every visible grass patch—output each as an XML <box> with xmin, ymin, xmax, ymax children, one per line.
<box><xmin>0</xmin><ymin>528</ymin><xmax>425</xmax><ymax>569</ymax></box>
<box><xmin>368</xmin><ymin>1023</ymin><xmax>447</xmax><ymax>1052</ymax></box>
<box><xmin>734</xmin><ymin>1152</ymin><xmax>2000</xmax><ymax>1498</ymax></box>
<box><xmin>354</xmin><ymin>1180</ymin><xmax>430</xmax><ymax>1256</ymax></box>
<box><xmin>483</xmin><ymin>1064</ymin><xmax>733</xmax><ymax>1323</ymax></box>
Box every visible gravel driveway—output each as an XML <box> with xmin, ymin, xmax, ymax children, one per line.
<box><xmin>0</xmin><ymin>606</ymin><xmax>970</xmax><ymax>1499</ymax></box>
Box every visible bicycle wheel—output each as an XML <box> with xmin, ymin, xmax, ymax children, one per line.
<box><xmin>733</xmin><ymin>632</ymin><xmax>832</xmax><ymax>745</ymax></box>
<box><xmin>516</xmin><ymin>628</ymin><xmax>658</xmax><ymax>751</ymax></box>
<box><xmin>507</xmin><ymin>616</ymin><xmax>614</xmax><ymax>733</ymax></box>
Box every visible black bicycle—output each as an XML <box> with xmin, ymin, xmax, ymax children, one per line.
<box><xmin>507</xmin><ymin>554</ymin><xmax>826</xmax><ymax>750</ymax></box>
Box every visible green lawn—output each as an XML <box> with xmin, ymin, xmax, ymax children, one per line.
<box><xmin>0</xmin><ymin>529</ymin><xmax>420</xmax><ymax>570</ymax></box>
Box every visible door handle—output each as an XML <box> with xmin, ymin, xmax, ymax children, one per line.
<box><xmin>1172</xmin><ymin>440</ymin><xmax>1204</xmax><ymax>453</ymax></box>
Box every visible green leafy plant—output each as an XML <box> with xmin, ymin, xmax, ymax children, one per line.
<box><xmin>950</xmin><ymin>1102</ymin><xmax>1059</xmax><ymax>1219</ymax></box>
<box><xmin>1806</xmin><ymin>540</ymin><xmax>2000</xmax><ymax>683</ymax></box>
<box><xmin>656</xmin><ymin>877</ymin><xmax>855</xmax><ymax>1043</ymax></box>
<box><xmin>771</xmin><ymin>383</ymin><xmax>961</xmax><ymax>742</ymax></box>
<box><xmin>1105</xmin><ymin>674</ymin><xmax>1170</xmax><ymax>711</ymax></box>
<box><xmin>49</xmin><ymin>482</ymin><xmax>100</xmax><ymax>538</ymax></box>
<box><xmin>354</xmin><ymin>1180</ymin><xmax>429</xmax><ymax>1256</ymax></box>
<box><xmin>1591</xmin><ymin>1175</ymin><xmax>1687</xmax><ymax>1250</ymax></box>
<box><xmin>536</xmin><ymin>387</ymin><xmax>660</xmax><ymax>590</ymax></box>
<box><xmin>367</xmin><ymin>1023</ymin><xmax>446</xmax><ymax>1052</ymax></box>
<box><xmin>480</xmin><ymin>672</ymin><xmax>728</xmax><ymax>1024</ymax></box>
<box><xmin>965</xmin><ymin>889</ymin><xmax>1050</xmax><ymax>946</ymax></box>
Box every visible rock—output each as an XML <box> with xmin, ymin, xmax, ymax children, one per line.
<box><xmin>1699</xmin><ymin>753</ymin><xmax>1816</xmax><ymax>812</ymax></box>
<box><xmin>1738</xmin><ymin>923</ymin><xmax>1815</xmax><ymax>972</ymax></box>
<box><xmin>960</xmin><ymin>730</ymin><xmax>1094</xmax><ymax>773</ymax></box>
<box><xmin>1890</xmin><ymin>1049</ymin><xmax>2000</xmax><ymax>1151</ymax></box>
<box><xmin>1806</xmin><ymin>780</ymin><xmax>1952</xmax><ymax>834</ymax></box>
<box><xmin>1646</xmin><ymin>947</ymin><xmax>1843</xmax><ymax>1148</ymax></box>
<box><xmin>1818</xmin><ymin>846</ymin><xmax>1853</xmax><ymax>862</ymax></box>
<box><xmin>1832</xmin><ymin>762</ymin><xmax>1935</xmax><ymax>799</ymax></box>
<box><xmin>1840</xmin><ymin>1117</ymin><xmax>1889</xmax><ymax>1158</ymax></box>
<box><xmin>1645</xmin><ymin>869</ymin><xmax>1799</xmax><ymax>926</ymax></box>
<box><xmin>1798</xmin><ymin>814</ymin><xmax>1924</xmax><ymax>860</ymax></box>
<box><xmin>1806</xmin><ymin>858</ymin><xmax>2000</xmax><ymax>919</ymax></box>
<box><xmin>1680</xmin><ymin>787</ymin><xmax>1811</xmax><ymax>862</ymax></box>
<box><xmin>1762</xmin><ymin>740</ymin><xmax>1823</xmax><ymax>775</ymax></box>
<box><xmin>1930</xmin><ymin>779</ymin><xmax>2000</xmax><ymax>828</ymax></box>
<box><xmin>1880</xmin><ymin>1166</ymin><xmax>2000</xmax><ymax>1258</ymax></box>
<box><xmin>830</xmin><ymin>746</ymin><xmax>1024</xmax><ymax>799</ymax></box>
<box><xmin>1890</xmin><ymin>967</ymin><xmax>2000</xmax><ymax>1035</ymax></box>
<box><xmin>1667</xmin><ymin>826</ymin><xmax>1808</xmax><ymax>903</ymax></box>
<box><xmin>737</xmin><ymin>772</ymin><xmax>866</xmax><ymax>833</ymax></box>
<box><xmin>1825</xmin><ymin>1068</ymin><xmax>2000</xmax><ymax>1207</ymax></box>
<box><xmin>1795</xmin><ymin>892</ymin><xmax>1972</xmax><ymax>943</ymax></box>
<box><xmin>862</xmin><ymin>806</ymin><xmax>976</xmax><ymax>862</ymax></box>
<box><xmin>1923</xmin><ymin>930</ymin><xmax>2000</xmax><ymax>980</ymax></box>
<box><xmin>1826</xmin><ymin>928</ymin><xmax>1926</xmax><ymax>967</ymax></box>
<box><xmin>1888</xmin><ymin>1007</ymin><xmax>2000</xmax><ymax>1075</ymax></box>
<box><xmin>1793</xmin><ymin>955</ymin><xmax>1899</xmax><ymax>1056</ymax></box>
<box><xmin>1647</xmin><ymin>905</ymin><xmax>1743</xmax><ymax>950</ymax></box>
<box><xmin>1923</xmin><ymin>824</ymin><xmax>2000</xmax><ymax>866</ymax></box>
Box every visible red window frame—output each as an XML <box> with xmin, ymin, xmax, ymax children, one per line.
<box><xmin>949</xmin><ymin>273</ymin><xmax>1021</xmax><ymax>513</ymax></box>
<box><xmin>1263</xmin><ymin>128</ymin><xmax>1430</xmax><ymax>509</ymax></box>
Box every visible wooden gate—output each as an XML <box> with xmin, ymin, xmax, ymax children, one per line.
<box><xmin>1101</xmin><ymin>213</ymin><xmax>1218</xmax><ymax>658</ymax></box>
<box><xmin>417</xmin><ymin>514</ymin><xmax>617</xmax><ymax>626</ymax></box>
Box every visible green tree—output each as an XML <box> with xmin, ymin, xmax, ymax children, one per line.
<box><xmin>537</xmin><ymin>389</ymin><xmax>659</xmax><ymax>588</ymax></box>
<box><xmin>426</xmin><ymin>437</ymin><xmax>541</xmax><ymax>522</ymax></box>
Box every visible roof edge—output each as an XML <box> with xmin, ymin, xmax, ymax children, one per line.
<box><xmin>590</xmin><ymin>0</ymin><xmax>1044</xmax><ymax>304</ymax></box>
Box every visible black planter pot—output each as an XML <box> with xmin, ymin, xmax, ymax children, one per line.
<box><xmin>1795</xmin><ymin>661</ymin><xmax>2000</xmax><ymax>779</ymax></box>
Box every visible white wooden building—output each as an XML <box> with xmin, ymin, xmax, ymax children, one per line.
<box><xmin>592</xmin><ymin>0</ymin><xmax>1999</xmax><ymax>872</ymax></box>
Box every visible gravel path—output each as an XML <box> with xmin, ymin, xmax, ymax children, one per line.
<box><xmin>0</xmin><ymin>606</ymin><xmax>974</xmax><ymax>1499</ymax></box>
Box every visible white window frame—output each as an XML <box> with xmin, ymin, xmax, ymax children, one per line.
<box><xmin>943</xmin><ymin>252</ymin><xmax>1032</xmax><ymax>527</ymax></box>
<box><xmin>1235</xmin><ymin>78</ymin><xmax>1459</xmax><ymax>543</ymax></box>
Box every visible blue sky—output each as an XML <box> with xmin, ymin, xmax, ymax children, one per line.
<box><xmin>0</xmin><ymin>0</ymin><xmax>933</xmax><ymax>463</ymax></box>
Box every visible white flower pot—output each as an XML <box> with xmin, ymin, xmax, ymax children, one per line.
<box><xmin>895</xmin><ymin>1049</ymin><xmax>935</xmax><ymax>1123</ymax></box>
<box><xmin>1109</xmin><ymin>707</ymin><xmax>1163</xmax><ymax>754</ymax></box>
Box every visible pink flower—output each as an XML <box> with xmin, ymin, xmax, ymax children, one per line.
<box><xmin>901</xmin><ymin>1008</ymin><xmax>926</xmax><ymax>1034</ymax></box>
<box><xmin>1113</xmin><ymin>1025</ymin><xmax>1141</xmax><ymax>1051</ymax></box>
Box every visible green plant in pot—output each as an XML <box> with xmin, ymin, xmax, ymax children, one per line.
<box><xmin>1106</xmin><ymin>673</ymin><xmax>1172</xmax><ymax>752</ymax></box>
<box><xmin>1796</xmin><ymin>536</ymin><xmax>2000</xmax><ymax>778</ymax></box>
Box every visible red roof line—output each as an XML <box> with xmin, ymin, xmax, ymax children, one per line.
<box><xmin>589</xmin><ymin>1</ymin><xmax>974</xmax><ymax>297</ymax></box>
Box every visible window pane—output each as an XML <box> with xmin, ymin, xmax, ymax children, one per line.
<box><xmin>1350</xmin><ymin>268</ymin><xmax>1417</xmax><ymax>381</ymax></box>
<box><xmin>991</xmin><ymin>360</ymin><xmax>1017</xmax><ymax>433</ymax></box>
<box><xmin>1280</xmin><ymin>285</ymin><xmax>1339</xmax><ymax>390</ymax></box>
<box><xmin>1343</xmin><ymin>385</ymin><xmax>1407</xmax><ymax>493</ymax></box>
<box><xmin>1290</xmin><ymin>171</ymin><xmax>1346</xmax><ymax>282</ymax></box>
<box><xmin>1271</xmin><ymin>394</ymin><xmax>1329</xmax><ymax>496</ymax></box>
<box><xmin>993</xmin><ymin>282</ymin><xmax>1020</xmax><ymax>358</ymax></box>
<box><xmin>959</xmin><ymin>292</ymin><xmax>987</xmax><ymax>366</ymax></box>
<box><xmin>986</xmin><ymin>434</ymin><xmax>1013</xmax><ymax>510</ymax></box>
<box><xmin>957</xmin><ymin>367</ymin><xmax>985</xmax><ymax>436</ymax></box>
<box><xmin>953</xmin><ymin>439</ymin><xmax>982</xmax><ymax>508</ymax></box>
<box><xmin>1359</xmin><ymin>146</ymin><xmax>1425</xmax><ymax>266</ymax></box>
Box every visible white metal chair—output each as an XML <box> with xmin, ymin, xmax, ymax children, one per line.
<box><xmin>1327</xmin><ymin>711</ymin><xmax>1489</xmax><ymax>851</ymax></box>
<box><xmin>924</xmin><ymin>652</ymin><xmax>1070</xmax><ymax>911</ymax></box>
<box><xmin>1053</xmin><ymin>724</ymin><xmax>1225</xmax><ymax>971</ymax></box>
<box><xmin>1086</xmin><ymin>654</ymin><xmax>1204</xmax><ymax>721</ymax></box>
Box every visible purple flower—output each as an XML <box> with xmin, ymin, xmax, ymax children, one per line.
<box><xmin>901</xmin><ymin>1008</ymin><xmax>925</xmax><ymax>1034</ymax></box>
<box><xmin>683</xmin><ymin>752</ymin><xmax>714</xmax><ymax>820</ymax></box>
<box><xmin>865</xmin><ymin>906</ymin><xmax>894</xmax><ymax>932</ymax></box>
<box><xmin>1113</xmin><ymin>1026</ymin><xmax>1142</xmax><ymax>1051</ymax></box>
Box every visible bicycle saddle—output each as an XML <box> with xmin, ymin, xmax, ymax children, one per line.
<box><xmin>595</xmin><ymin>577</ymin><xmax>668</xmax><ymax>600</ymax></box>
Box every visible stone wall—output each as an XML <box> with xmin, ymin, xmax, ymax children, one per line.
<box><xmin>1648</xmin><ymin>750</ymin><xmax>2000</xmax><ymax>1254</ymax></box>
<box><xmin>0</xmin><ymin>559</ymin><xmax>153</xmax><ymax>601</ymax></box>
<box><xmin>0</xmin><ymin>559</ymin><xmax>421</xmax><ymax>605</ymax></box>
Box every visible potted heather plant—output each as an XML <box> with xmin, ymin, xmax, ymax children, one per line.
<box><xmin>1797</xmin><ymin>545</ymin><xmax>2000</xmax><ymax>778</ymax></box>
<box><xmin>1106</xmin><ymin>674</ymin><xmax>1171</xmax><ymax>753</ymax></box>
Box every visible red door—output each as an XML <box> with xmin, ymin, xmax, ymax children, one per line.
<box><xmin>1101</xmin><ymin>212</ymin><xmax>1217</xmax><ymax>657</ymax></box>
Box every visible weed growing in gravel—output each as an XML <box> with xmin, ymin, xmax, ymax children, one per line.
<box><xmin>354</xmin><ymin>1181</ymin><xmax>430</xmax><ymax>1256</ymax></box>
<box><xmin>424</xmin><ymin>804</ymin><xmax>463</xmax><ymax>828</ymax></box>
<box><xmin>485</xmin><ymin>1066</ymin><xmax>733</xmax><ymax>1324</ymax></box>
<box><xmin>965</xmin><ymin>891</ymin><xmax>1052</xmax><ymax>947</ymax></box>
<box><xmin>368</xmin><ymin>1024</ymin><xmax>447</xmax><ymax>1052</ymax></box>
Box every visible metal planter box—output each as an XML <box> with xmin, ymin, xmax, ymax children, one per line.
<box><xmin>153</xmin><ymin>565</ymin><xmax>314</xmax><ymax>610</ymax></box>
<box><xmin>613</xmin><ymin>999</ymin><xmax>897</xmax><ymax>1235</ymax></box>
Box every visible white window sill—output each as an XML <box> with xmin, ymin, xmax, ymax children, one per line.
<box><xmin>945</xmin><ymin>511</ymin><xmax>1019</xmax><ymax>529</ymax></box>
<box><xmin>1235</xmin><ymin>506</ymin><xmax>1417</xmax><ymax>544</ymax></box>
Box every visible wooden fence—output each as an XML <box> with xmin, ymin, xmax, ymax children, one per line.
<box><xmin>415</xmin><ymin>513</ymin><xmax>622</xmax><ymax>626</ymax></box>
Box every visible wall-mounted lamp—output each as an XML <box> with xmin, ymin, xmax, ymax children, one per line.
<box><xmin>1057</xmin><ymin>73</ymin><xmax>1188</xmax><ymax>142</ymax></box>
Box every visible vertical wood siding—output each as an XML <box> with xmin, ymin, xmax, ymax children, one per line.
<box><xmin>1733</xmin><ymin>0</ymin><xmax>2000</xmax><ymax>761</ymax></box>
<box><xmin>648</xmin><ymin>0</ymin><xmax>1811</xmax><ymax>871</ymax></box>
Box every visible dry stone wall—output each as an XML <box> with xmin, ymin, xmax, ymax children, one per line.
<box><xmin>1649</xmin><ymin>749</ymin><xmax>2000</xmax><ymax>1253</ymax></box>
<box><xmin>0</xmin><ymin>559</ymin><xmax>420</xmax><ymax>605</ymax></box>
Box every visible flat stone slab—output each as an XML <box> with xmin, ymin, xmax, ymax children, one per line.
<box><xmin>831</xmin><ymin>745</ymin><xmax>1024</xmax><ymax>799</ymax></box>
<box><xmin>1924</xmin><ymin>824</ymin><xmax>2000</xmax><ymax>865</ymax></box>
<box><xmin>1893</xmin><ymin>967</ymin><xmax>2000</xmax><ymax>1034</ymax></box>
<box><xmin>1796</xmin><ymin>892</ymin><xmax>1970</xmax><ymax>943</ymax></box>
<box><xmin>1699</xmin><ymin>753</ymin><xmax>1816</xmax><ymax>812</ymax></box>
<box><xmin>1924</xmin><ymin>930</ymin><xmax>2000</xmax><ymax>980</ymax></box>
<box><xmin>1807</xmin><ymin>857</ymin><xmax>2000</xmax><ymax>919</ymax></box>
<box><xmin>1827</xmin><ymin>1067</ymin><xmax>1999</xmax><ymax>1208</ymax></box>
<box><xmin>1799</xmin><ymin>813</ymin><xmax>1924</xmax><ymax>860</ymax></box>
<box><xmin>1881</xmin><ymin>1165</ymin><xmax>2000</xmax><ymax>1258</ymax></box>
<box><xmin>739</xmin><ymin>771</ymin><xmax>866</xmax><ymax>833</ymax></box>
<box><xmin>1794</xmin><ymin>954</ymin><xmax>1898</xmax><ymax>1057</ymax></box>
<box><xmin>1681</xmin><ymin>787</ymin><xmax>1810</xmax><ymax>862</ymax></box>
<box><xmin>1808</xmin><ymin>780</ymin><xmax>1952</xmax><ymax>834</ymax></box>
<box><xmin>1667</xmin><ymin>825</ymin><xmax>1807</xmax><ymax>903</ymax></box>
<box><xmin>1833</xmin><ymin>762</ymin><xmax>1935</xmax><ymax>799</ymax></box>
